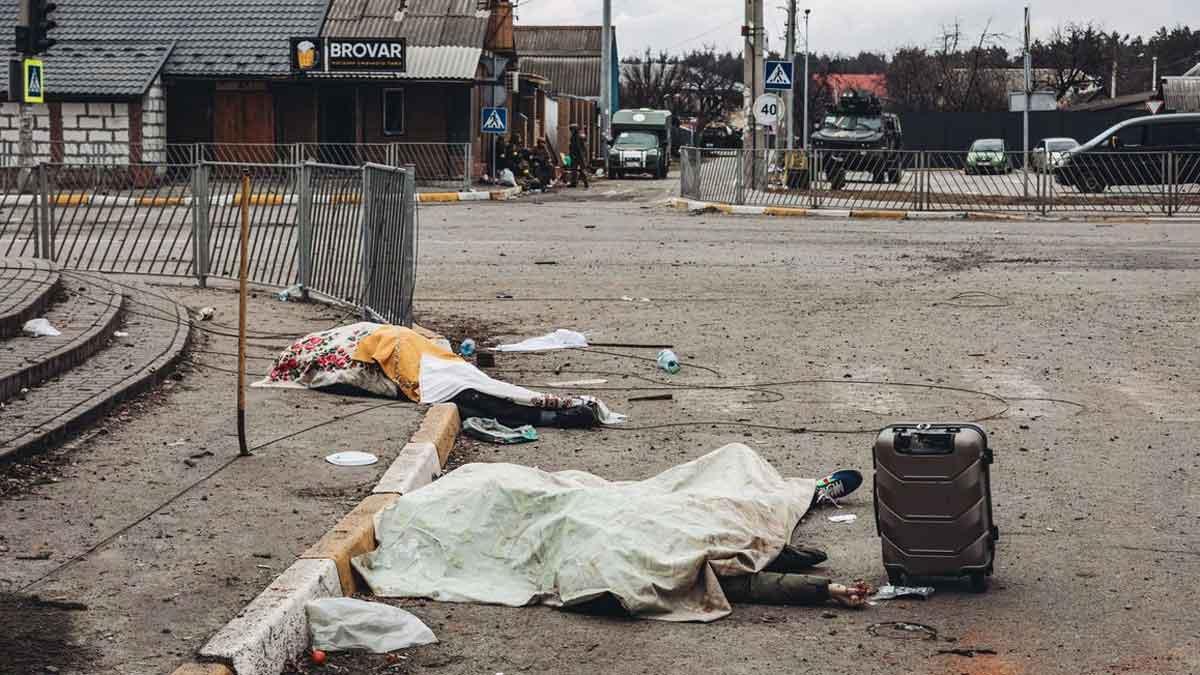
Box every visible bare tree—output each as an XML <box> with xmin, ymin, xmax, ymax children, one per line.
<box><xmin>1031</xmin><ymin>23</ymin><xmax>1108</xmax><ymax>98</ymax></box>
<box><xmin>620</xmin><ymin>49</ymin><xmax>684</xmax><ymax>110</ymax></box>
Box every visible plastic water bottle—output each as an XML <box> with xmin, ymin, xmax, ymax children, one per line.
<box><xmin>459</xmin><ymin>338</ymin><xmax>476</xmax><ymax>358</ymax></box>
<box><xmin>657</xmin><ymin>349</ymin><xmax>681</xmax><ymax>374</ymax></box>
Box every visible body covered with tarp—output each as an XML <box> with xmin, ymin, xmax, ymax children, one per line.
<box><xmin>353</xmin><ymin>444</ymin><xmax>815</xmax><ymax>622</ymax></box>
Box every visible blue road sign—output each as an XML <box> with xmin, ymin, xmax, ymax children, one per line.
<box><xmin>764</xmin><ymin>60</ymin><xmax>794</xmax><ymax>91</ymax></box>
<box><xmin>481</xmin><ymin>107</ymin><xmax>508</xmax><ymax>134</ymax></box>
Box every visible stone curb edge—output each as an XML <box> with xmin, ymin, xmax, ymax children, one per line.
<box><xmin>1</xmin><ymin>293</ymin><xmax>192</xmax><ymax>461</ymax></box>
<box><xmin>667</xmin><ymin>197</ymin><xmax>1200</xmax><ymax>224</ymax></box>
<box><xmin>417</xmin><ymin>185</ymin><xmax>521</xmax><ymax>203</ymax></box>
<box><xmin>173</xmin><ymin>398</ymin><xmax>461</xmax><ymax>675</ymax></box>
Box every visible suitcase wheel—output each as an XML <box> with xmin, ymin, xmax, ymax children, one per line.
<box><xmin>886</xmin><ymin>569</ymin><xmax>908</xmax><ymax>586</ymax></box>
<box><xmin>968</xmin><ymin>572</ymin><xmax>989</xmax><ymax>593</ymax></box>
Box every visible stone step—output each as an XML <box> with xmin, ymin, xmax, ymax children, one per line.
<box><xmin>0</xmin><ymin>257</ymin><xmax>60</xmax><ymax>339</ymax></box>
<box><xmin>0</xmin><ymin>273</ymin><xmax>190</xmax><ymax>461</ymax></box>
<box><xmin>0</xmin><ymin>274</ymin><xmax>124</xmax><ymax>402</ymax></box>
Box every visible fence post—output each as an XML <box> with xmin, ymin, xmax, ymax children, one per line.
<box><xmin>191</xmin><ymin>163</ymin><xmax>210</xmax><ymax>287</ymax></box>
<box><xmin>297</xmin><ymin>162</ymin><xmax>313</xmax><ymax>299</ymax></box>
<box><xmin>402</xmin><ymin>165</ymin><xmax>417</xmax><ymax>326</ymax></box>
<box><xmin>462</xmin><ymin>143</ymin><xmax>471</xmax><ymax>192</ymax></box>
<box><xmin>735</xmin><ymin>150</ymin><xmax>745</xmax><ymax>206</ymax></box>
<box><xmin>36</xmin><ymin>164</ymin><xmax>53</xmax><ymax>260</ymax></box>
<box><xmin>1165</xmin><ymin>152</ymin><xmax>1174</xmax><ymax>217</ymax></box>
<box><xmin>358</xmin><ymin>167</ymin><xmax>374</xmax><ymax>320</ymax></box>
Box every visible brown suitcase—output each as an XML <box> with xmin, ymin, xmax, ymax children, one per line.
<box><xmin>873</xmin><ymin>423</ymin><xmax>998</xmax><ymax>592</ymax></box>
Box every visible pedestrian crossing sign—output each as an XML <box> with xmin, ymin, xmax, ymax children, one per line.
<box><xmin>764</xmin><ymin>60</ymin><xmax>793</xmax><ymax>91</ymax></box>
<box><xmin>23</xmin><ymin>59</ymin><xmax>44</xmax><ymax>104</ymax></box>
<box><xmin>481</xmin><ymin>107</ymin><xmax>507</xmax><ymax>134</ymax></box>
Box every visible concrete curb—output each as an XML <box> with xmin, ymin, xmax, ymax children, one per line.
<box><xmin>175</xmin><ymin>400</ymin><xmax>462</xmax><ymax>675</ymax></box>
<box><xmin>417</xmin><ymin>186</ymin><xmax>521</xmax><ymax>203</ymax></box>
<box><xmin>668</xmin><ymin>197</ymin><xmax>1200</xmax><ymax>224</ymax></box>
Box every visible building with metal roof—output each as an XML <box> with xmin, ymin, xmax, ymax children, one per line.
<box><xmin>1</xmin><ymin>0</ymin><xmax>525</xmax><ymax>168</ymax></box>
<box><xmin>514</xmin><ymin>25</ymin><xmax>618</xmax><ymax>107</ymax></box>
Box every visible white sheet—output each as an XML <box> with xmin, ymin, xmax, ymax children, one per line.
<box><xmin>352</xmin><ymin>444</ymin><xmax>814</xmax><ymax>622</ymax></box>
<box><xmin>493</xmin><ymin>329</ymin><xmax>588</xmax><ymax>352</ymax></box>
<box><xmin>418</xmin><ymin>354</ymin><xmax>626</xmax><ymax>425</ymax></box>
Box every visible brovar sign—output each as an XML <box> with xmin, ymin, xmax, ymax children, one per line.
<box><xmin>290</xmin><ymin>37</ymin><xmax>407</xmax><ymax>74</ymax></box>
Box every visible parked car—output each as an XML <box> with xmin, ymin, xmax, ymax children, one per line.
<box><xmin>1055</xmin><ymin>113</ymin><xmax>1200</xmax><ymax>193</ymax></box>
<box><xmin>965</xmin><ymin>139</ymin><xmax>1011</xmax><ymax>175</ymax></box>
<box><xmin>1031</xmin><ymin>137</ymin><xmax>1079</xmax><ymax>173</ymax></box>
<box><xmin>700</xmin><ymin>123</ymin><xmax>742</xmax><ymax>149</ymax></box>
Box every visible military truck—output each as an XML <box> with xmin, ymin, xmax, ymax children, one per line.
<box><xmin>810</xmin><ymin>89</ymin><xmax>904</xmax><ymax>190</ymax></box>
<box><xmin>608</xmin><ymin>109</ymin><xmax>672</xmax><ymax>179</ymax></box>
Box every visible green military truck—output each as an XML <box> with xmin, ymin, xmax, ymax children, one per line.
<box><xmin>608</xmin><ymin>109</ymin><xmax>672</xmax><ymax>179</ymax></box>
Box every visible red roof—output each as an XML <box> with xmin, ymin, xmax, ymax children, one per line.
<box><xmin>822</xmin><ymin>73</ymin><xmax>887</xmax><ymax>100</ymax></box>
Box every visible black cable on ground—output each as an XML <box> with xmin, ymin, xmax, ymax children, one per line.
<box><xmin>579</xmin><ymin>347</ymin><xmax>723</xmax><ymax>376</ymax></box>
<box><xmin>16</xmin><ymin>400</ymin><xmax>402</xmax><ymax>593</ymax></box>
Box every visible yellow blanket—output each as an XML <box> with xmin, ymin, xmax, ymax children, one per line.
<box><xmin>352</xmin><ymin>326</ymin><xmax>462</xmax><ymax>402</ymax></box>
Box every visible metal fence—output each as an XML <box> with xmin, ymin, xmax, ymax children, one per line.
<box><xmin>680</xmin><ymin>146</ymin><xmax>1200</xmax><ymax>216</ymax></box>
<box><xmin>0</xmin><ymin>161</ymin><xmax>418</xmax><ymax>325</ymax></box>
<box><xmin>0</xmin><ymin>140</ymin><xmax>471</xmax><ymax>191</ymax></box>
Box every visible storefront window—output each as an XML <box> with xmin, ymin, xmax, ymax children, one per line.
<box><xmin>384</xmin><ymin>89</ymin><xmax>405</xmax><ymax>135</ymax></box>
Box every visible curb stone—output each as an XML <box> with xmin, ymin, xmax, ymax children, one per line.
<box><xmin>417</xmin><ymin>186</ymin><xmax>521</xmax><ymax>203</ymax></box>
<box><xmin>173</xmin><ymin>399</ymin><xmax>461</xmax><ymax>675</ymax></box>
<box><xmin>668</xmin><ymin>197</ymin><xmax>1200</xmax><ymax>223</ymax></box>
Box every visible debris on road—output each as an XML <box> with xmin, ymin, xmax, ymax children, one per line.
<box><xmin>494</xmin><ymin>328</ymin><xmax>588</xmax><ymax>352</ymax></box>
<box><xmin>545</xmin><ymin>378</ymin><xmax>607</xmax><ymax>387</ymax></box>
<box><xmin>937</xmin><ymin>647</ymin><xmax>998</xmax><ymax>657</ymax></box>
<box><xmin>22</xmin><ymin>318</ymin><xmax>61</xmax><ymax>337</ymax></box>
<box><xmin>828</xmin><ymin>513</ymin><xmax>858</xmax><ymax>524</ymax></box>
<box><xmin>196</xmin><ymin>306</ymin><xmax>215</xmax><ymax>321</ymax></box>
<box><xmin>306</xmin><ymin>597</ymin><xmax>437</xmax><ymax>653</ymax></box>
<box><xmin>869</xmin><ymin>585</ymin><xmax>935</xmax><ymax>601</ymax></box>
<box><xmin>656</xmin><ymin>349</ymin><xmax>681</xmax><ymax>374</ymax></box>
<box><xmin>867</xmin><ymin>621</ymin><xmax>939</xmax><ymax>640</ymax></box>
<box><xmin>629</xmin><ymin>393</ymin><xmax>673</xmax><ymax>402</ymax></box>
<box><xmin>462</xmin><ymin>417</ymin><xmax>539</xmax><ymax>444</ymax></box>
<box><xmin>325</xmin><ymin>451</ymin><xmax>379</xmax><ymax>467</ymax></box>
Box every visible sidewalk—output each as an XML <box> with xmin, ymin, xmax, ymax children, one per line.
<box><xmin>0</xmin><ymin>285</ymin><xmax>423</xmax><ymax>674</ymax></box>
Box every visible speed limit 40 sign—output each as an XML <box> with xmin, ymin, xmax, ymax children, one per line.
<box><xmin>753</xmin><ymin>93</ymin><xmax>784</xmax><ymax>127</ymax></box>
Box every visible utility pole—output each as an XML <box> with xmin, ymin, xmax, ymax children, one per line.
<box><xmin>785</xmin><ymin>0</ymin><xmax>796</xmax><ymax>152</ymax></box>
<box><xmin>742</xmin><ymin>0</ymin><xmax>763</xmax><ymax>155</ymax></box>
<box><xmin>1152</xmin><ymin>55</ymin><xmax>1158</xmax><ymax>89</ymax></box>
<box><xmin>803</xmin><ymin>9</ymin><xmax>810</xmax><ymax>151</ymax></box>
<box><xmin>600</xmin><ymin>0</ymin><xmax>612</xmax><ymax>176</ymax></box>
<box><xmin>1023</xmin><ymin>6</ymin><xmax>1031</xmax><ymax>199</ymax></box>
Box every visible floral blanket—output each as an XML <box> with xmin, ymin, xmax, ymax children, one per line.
<box><xmin>253</xmin><ymin>322</ymin><xmax>400</xmax><ymax>398</ymax></box>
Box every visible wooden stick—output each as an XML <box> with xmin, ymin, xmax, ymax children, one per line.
<box><xmin>237</xmin><ymin>171</ymin><xmax>251</xmax><ymax>457</ymax></box>
<box><xmin>588</xmin><ymin>342</ymin><xmax>674</xmax><ymax>349</ymax></box>
<box><xmin>628</xmin><ymin>393</ymin><xmax>674</xmax><ymax>402</ymax></box>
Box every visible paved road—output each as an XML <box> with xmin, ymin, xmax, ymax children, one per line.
<box><xmin>378</xmin><ymin>188</ymin><xmax>1200</xmax><ymax>674</ymax></box>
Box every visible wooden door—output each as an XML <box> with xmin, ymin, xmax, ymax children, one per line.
<box><xmin>214</xmin><ymin>88</ymin><xmax>277</xmax><ymax>162</ymax></box>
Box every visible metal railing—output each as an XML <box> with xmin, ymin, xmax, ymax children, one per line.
<box><xmin>0</xmin><ymin>161</ymin><xmax>419</xmax><ymax>326</ymax></box>
<box><xmin>680</xmin><ymin>146</ymin><xmax>1200</xmax><ymax>216</ymax></box>
<box><xmin>0</xmin><ymin>141</ymin><xmax>472</xmax><ymax>191</ymax></box>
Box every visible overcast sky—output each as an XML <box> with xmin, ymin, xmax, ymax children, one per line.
<box><xmin>514</xmin><ymin>0</ymin><xmax>1194</xmax><ymax>71</ymax></box>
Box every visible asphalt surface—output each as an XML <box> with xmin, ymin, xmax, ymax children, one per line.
<box><xmin>366</xmin><ymin>176</ymin><xmax>1200</xmax><ymax>675</ymax></box>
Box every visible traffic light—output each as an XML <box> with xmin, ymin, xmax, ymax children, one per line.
<box><xmin>14</xmin><ymin>0</ymin><xmax>57</xmax><ymax>56</ymax></box>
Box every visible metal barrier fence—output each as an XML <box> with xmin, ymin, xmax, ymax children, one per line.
<box><xmin>680</xmin><ymin>146</ymin><xmax>1200</xmax><ymax>216</ymax></box>
<box><xmin>0</xmin><ymin>161</ymin><xmax>418</xmax><ymax>326</ymax></box>
<box><xmin>0</xmin><ymin>141</ymin><xmax>471</xmax><ymax>191</ymax></box>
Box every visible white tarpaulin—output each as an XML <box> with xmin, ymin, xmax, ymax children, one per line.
<box><xmin>417</xmin><ymin>354</ymin><xmax>626</xmax><ymax>425</ymax></box>
<box><xmin>494</xmin><ymin>329</ymin><xmax>589</xmax><ymax>352</ymax></box>
<box><xmin>352</xmin><ymin>444</ymin><xmax>814</xmax><ymax>622</ymax></box>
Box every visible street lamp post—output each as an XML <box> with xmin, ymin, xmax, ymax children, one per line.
<box><xmin>802</xmin><ymin>9</ymin><xmax>810</xmax><ymax>150</ymax></box>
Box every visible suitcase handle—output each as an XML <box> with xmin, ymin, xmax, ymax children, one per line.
<box><xmin>894</xmin><ymin>430</ymin><xmax>955</xmax><ymax>455</ymax></box>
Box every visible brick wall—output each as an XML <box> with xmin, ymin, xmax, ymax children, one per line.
<box><xmin>0</xmin><ymin>75</ymin><xmax>167</xmax><ymax>164</ymax></box>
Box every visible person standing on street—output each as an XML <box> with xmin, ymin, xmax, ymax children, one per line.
<box><xmin>569</xmin><ymin>124</ymin><xmax>590</xmax><ymax>188</ymax></box>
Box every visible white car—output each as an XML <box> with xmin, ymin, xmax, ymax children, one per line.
<box><xmin>1031</xmin><ymin>137</ymin><xmax>1079</xmax><ymax>173</ymax></box>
